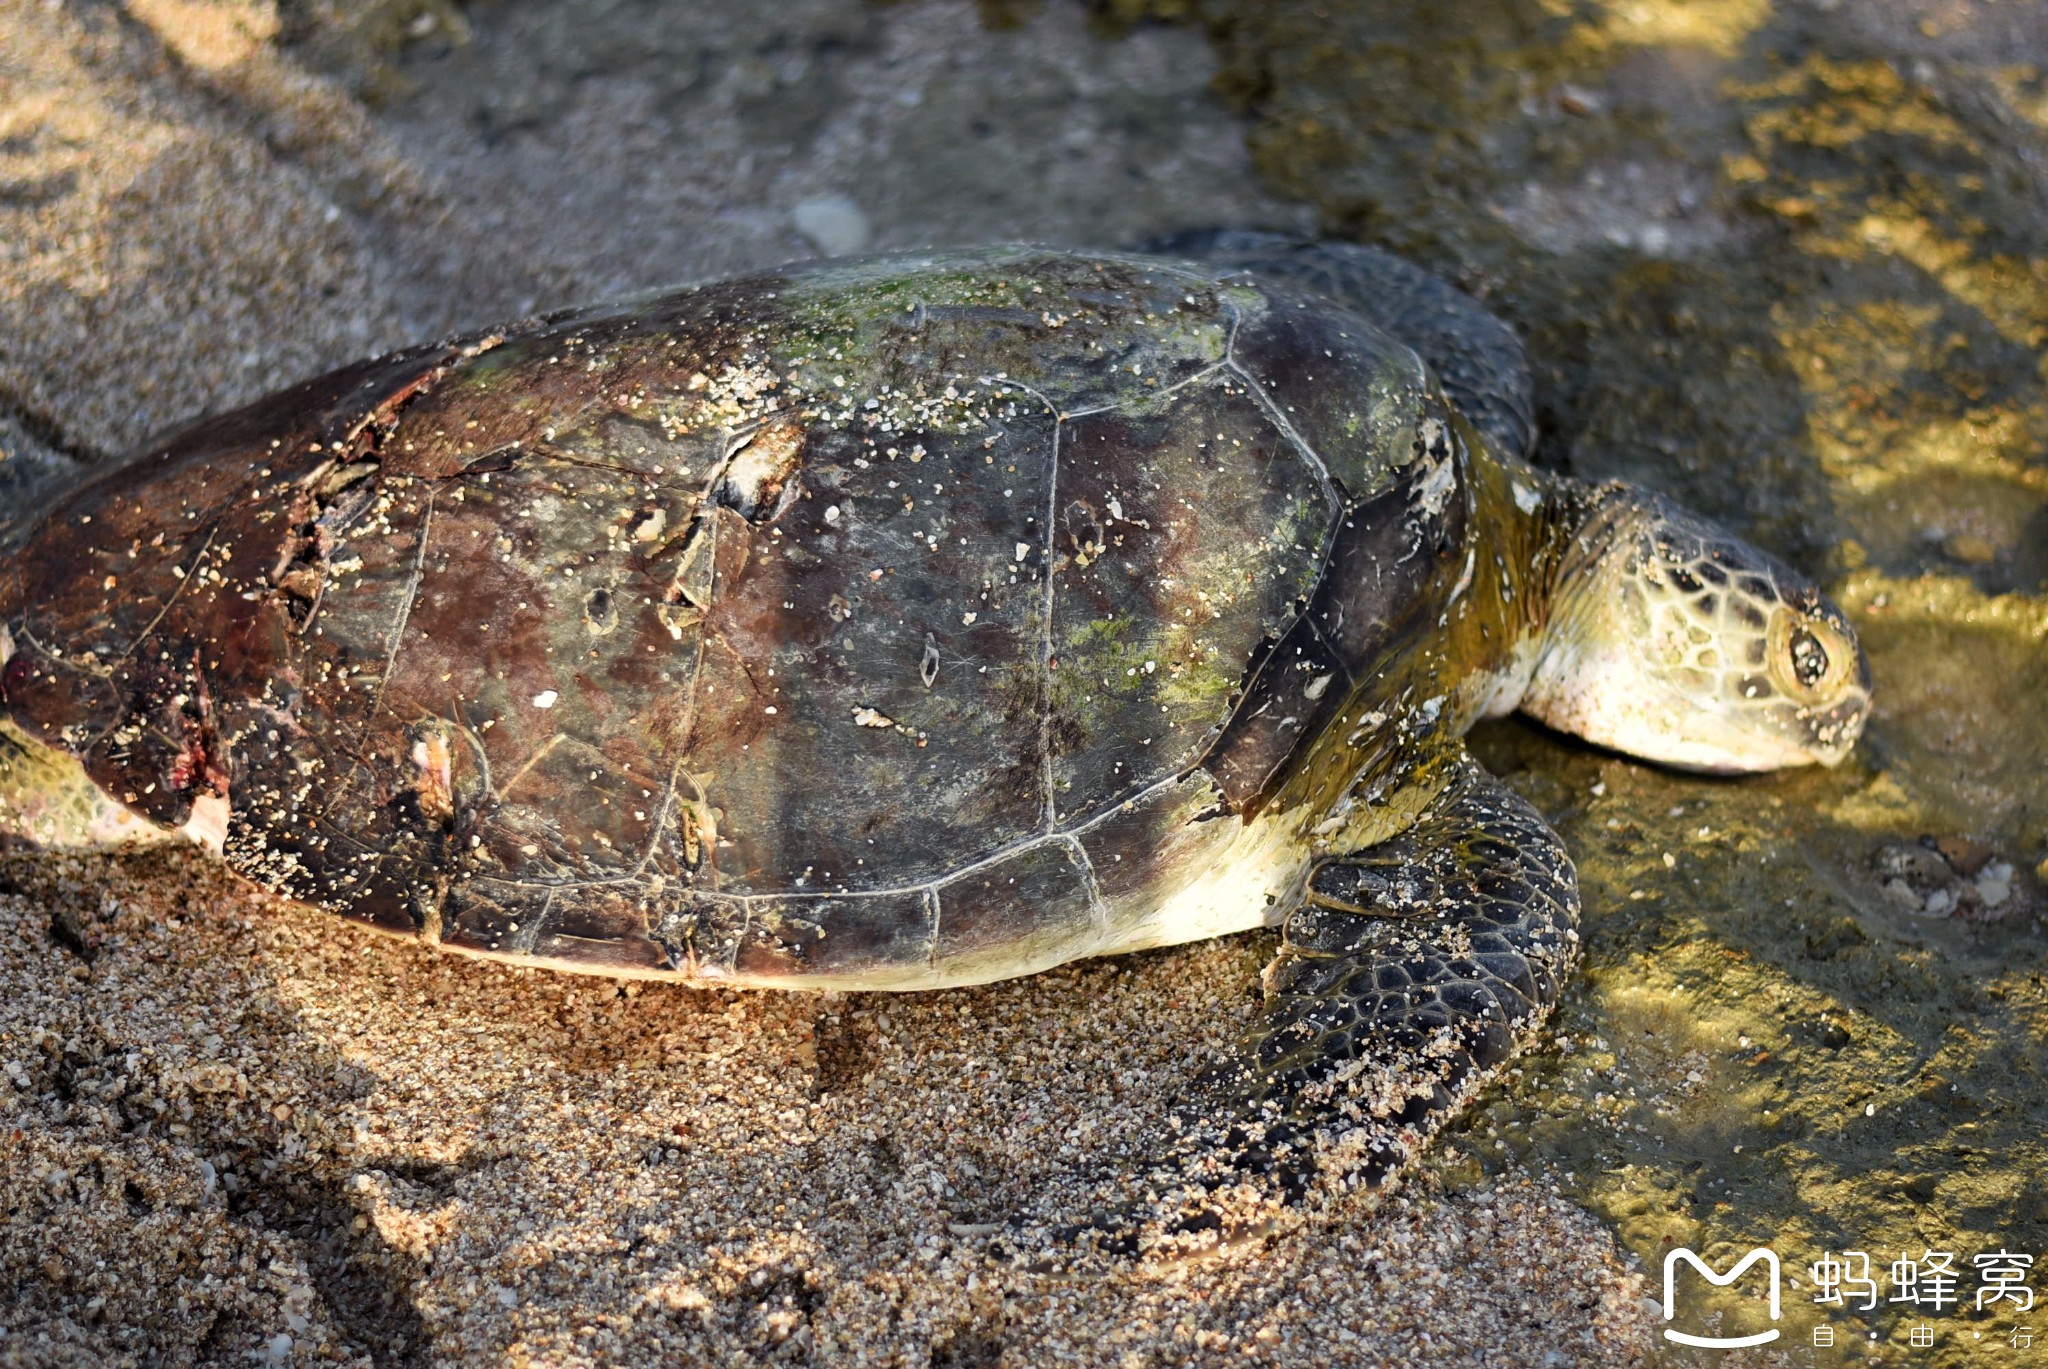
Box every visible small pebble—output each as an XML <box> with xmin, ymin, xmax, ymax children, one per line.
<box><xmin>792</xmin><ymin>195</ymin><xmax>872</xmax><ymax>257</ymax></box>
<box><xmin>1975</xmin><ymin>863</ymin><xmax>2013</xmax><ymax>909</ymax></box>
<box><xmin>1943</xmin><ymin>532</ymin><xmax>1998</xmax><ymax>564</ymax></box>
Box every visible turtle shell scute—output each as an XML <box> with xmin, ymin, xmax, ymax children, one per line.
<box><xmin>0</xmin><ymin>249</ymin><xmax>1461</xmax><ymax>980</ymax></box>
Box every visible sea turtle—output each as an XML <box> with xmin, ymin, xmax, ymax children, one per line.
<box><xmin>0</xmin><ymin>234</ymin><xmax>1870</xmax><ymax>1246</ymax></box>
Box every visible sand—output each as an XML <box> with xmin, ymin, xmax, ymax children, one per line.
<box><xmin>0</xmin><ymin>846</ymin><xmax>1653</xmax><ymax>1365</ymax></box>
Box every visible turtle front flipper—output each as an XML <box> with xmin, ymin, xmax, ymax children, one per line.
<box><xmin>1051</xmin><ymin>756</ymin><xmax>1579</xmax><ymax>1260</ymax></box>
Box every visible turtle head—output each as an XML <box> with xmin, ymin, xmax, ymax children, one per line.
<box><xmin>1520</xmin><ymin>483</ymin><xmax>1871</xmax><ymax>773</ymax></box>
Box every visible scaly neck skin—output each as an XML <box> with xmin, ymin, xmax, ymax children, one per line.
<box><xmin>1281</xmin><ymin>419</ymin><xmax>1583</xmax><ymax>856</ymax></box>
<box><xmin>1429</xmin><ymin>434</ymin><xmax>1586</xmax><ymax>734</ymax></box>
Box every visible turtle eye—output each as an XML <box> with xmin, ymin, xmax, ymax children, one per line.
<box><xmin>1788</xmin><ymin>627</ymin><xmax>1829</xmax><ymax>688</ymax></box>
<box><xmin>1766</xmin><ymin>610</ymin><xmax>1852</xmax><ymax>701</ymax></box>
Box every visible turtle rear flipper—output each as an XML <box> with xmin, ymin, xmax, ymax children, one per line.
<box><xmin>1142</xmin><ymin>229</ymin><xmax>1537</xmax><ymax>462</ymax></box>
<box><xmin>1042</xmin><ymin>755</ymin><xmax>1579</xmax><ymax>1260</ymax></box>
<box><xmin>0</xmin><ymin>717</ymin><xmax>174</xmax><ymax>851</ymax></box>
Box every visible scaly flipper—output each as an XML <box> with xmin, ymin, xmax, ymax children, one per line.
<box><xmin>0</xmin><ymin>716</ymin><xmax>175</xmax><ymax>852</ymax></box>
<box><xmin>1044</xmin><ymin>756</ymin><xmax>1578</xmax><ymax>1260</ymax></box>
